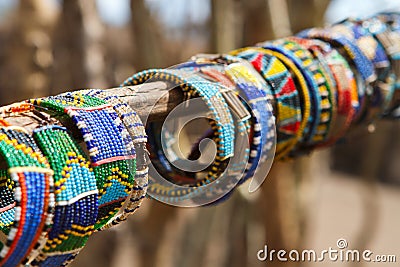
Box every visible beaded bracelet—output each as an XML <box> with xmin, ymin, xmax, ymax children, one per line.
<box><xmin>297</xmin><ymin>28</ymin><xmax>377</xmax><ymax>84</ymax></box>
<box><xmin>0</xmin><ymin>103</ymin><xmax>57</xmax><ymax>266</ymax></box>
<box><xmin>146</xmin><ymin>95</ymin><xmax>250</xmax><ymax>206</ymax></box>
<box><xmin>175</xmin><ymin>54</ymin><xmax>275</xmax><ymax>182</ymax></box>
<box><xmin>257</xmin><ymin>41</ymin><xmax>320</xmax><ymax>145</ymax></box>
<box><xmin>258</xmin><ymin>40</ymin><xmax>330</xmax><ymax>152</ymax></box>
<box><xmin>0</xmin><ymin>127</ymin><xmax>53</xmax><ymax>267</ymax></box>
<box><xmin>291</xmin><ymin>38</ymin><xmax>359</xmax><ymax>146</ymax></box>
<box><xmin>368</xmin><ymin>13</ymin><xmax>400</xmax><ymax>118</ymax></box>
<box><xmin>274</xmin><ymin>39</ymin><xmax>335</xmax><ymax>146</ymax></box>
<box><xmin>31</xmin><ymin>125</ymin><xmax>98</xmax><ymax>266</ymax></box>
<box><xmin>297</xmin><ymin>28</ymin><xmax>380</xmax><ymax>122</ymax></box>
<box><xmin>242</xmin><ymin>47</ymin><xmax>311</xmax><ymax>158</ymax></box>
<box><xmin>230</xmin><ymin>47</ymin><xmax>303</xmax><ymax>159</ymax></box>
<box><xmin>30</xmin><ymin>92</ymin><xmax>136</xmax><ymax>230</ymax></box>
<box><xmin>121</xmin><ymin>69</ymin><xmax>235</xmax><ymax>188</ymax></box>
<box><xmin>287</xmin><ymin>38</ymin><xmax>355</xmax><ymax>147</ymax></box>
<box><xmin>80</xmin><ymin>89</ymin><xmax>148</xmax><ymax>230</ymax></box>
<box><xmin>330</xmin><ymin>19</ymin><xmax>392</xmax><ymax>121</ymax></box>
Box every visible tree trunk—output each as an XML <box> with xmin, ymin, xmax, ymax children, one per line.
<box><xmin>211</xmin><ymin>0</ymin><xmax>243</xmax><ymax>52</ymax></box>
<box><xmin>51</xmin><ymin>0</ymin><xmax>107</xmax><ymax>94</ymax></box>
<box><xmin>130</xmin><ymin>0</ymin><xmax>165</xmax><ymax>70</ymax></box>
<box><xmin>0</xmin><ymin>0</ymin><xmax>57</xmax><ymax>105</ymax></box>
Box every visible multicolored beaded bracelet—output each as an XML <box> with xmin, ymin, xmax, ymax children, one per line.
<box><xmin>244</xmin><ymin>47</ymin><xmax>311</xmax><ymax>159</ymax></box>
<box><xmin>174</xmin><ymin>54</ymin><xmax>275</xmax><ymax>182</ymax></box>
<box><xmin>230</xmin><ymin>47</ymin><xmax>303</xmax><ymax>159</ymax></box>
<box><xmin>330</xmin><ymin>19</ymin><xmax>392</xmax><ymax>121</ymax></box>
<box><xmin>259</xmin><ymin>40</ymin><xmax>330</xmax><ymax>152</ymax></box>
<box><xmin>287</xmin><ymin>37</ymin><xmax>342</xmax><ymax>147</ymax></box>
<box><xmin>275</xmin><ymin>39</ymin><xmax>335</xmax><ymax>146</ymax></box>
<box><xmin>0</xmin><ymin>127</ymin><xmax>53</xmax><ymax>267</ymax></box>
<box><xmin>297</xmin><ymin>28</ymin><xmax>379</xmax><ymax>123</ymax></box>
<box><xmin>145</xmin><ymin>93</ymin><xmax>250</xmax><ymax>205</ymax></box>
<box><xmin>30</xmin><ymin>92</ymin><xmax>136</xmax><ymax>230</ymax></box>
<box><xmin>297</xmin><ymin>28</ymin><xmax>377</xmax><ymax>84</ymax></box>
<box><xmin>0</xmin><ymin>103</ymin><xmax>57</xmax><ymax>266</ymax></box>
<box><xmin>291</xmin><ymin>39</ymin><xmax>359</xmax><ymax>146</ymax></box>
<box><xmin>368</xmin><ymin>13</ymin><xmax>400</xmax><ymax>118</ymax></box>
<box><xmin>121</xmin><ymin>69</ymin><xmax>235</xmax><ymax>187</ymax></box>
<box><xmin>80</xmin><ymin>89</ymin><xmax>148</xmax><ymax>230</ymax></box>
<box><xmin>31</xmin><ymin>125</ymin><xmax>98</xmax><ymax>266</ymax></box>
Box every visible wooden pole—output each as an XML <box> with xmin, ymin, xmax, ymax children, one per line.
<box><xmin>1</xmin><ymin>82</ymin><xmax>183</xmax><ymax>132</ymax></box>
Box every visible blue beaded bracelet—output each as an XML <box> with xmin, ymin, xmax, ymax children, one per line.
<box><xmin>81</xmin><ymin>89</ymin><xmax>148</xmax><ymax>229</ymax></box>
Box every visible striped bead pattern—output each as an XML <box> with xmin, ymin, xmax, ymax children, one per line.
<box><xmin>81</xmin><ymin>89</ymin><xmax>148</xmax><ymax>230</ymax></box>
<box><xmin>31</xmin><ymin>125</ymin><xmax>98</xmax><ymax>266</ymax></box>
<box><xmin>0</xmin><ymin>128</ymin><xmax>53</xmax><ymax>267</ymax></box>
<box><xmin>30</xmin><ymin>93</ymin><xmax>136</xmax><ymax>230</ymax></box>
<box><xmin>231</xmin><ymin>47</ymin><xmax>302</xmax><ymax>158</ymax></box>
<box><xmin>121</xmin><ymin>69</ymin><xmax>235</xmax><ymax>188</ymax></box>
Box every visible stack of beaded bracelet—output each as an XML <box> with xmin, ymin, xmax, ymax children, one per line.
<box><xmin>368</xmin><ymin>13</ymin><xmax>400</xmax><ymax>118</ymax></box>
<box><xmin>298</xmin><ymin>28</ymin><xmax>377</xmax><ymax>84</ymax></box>
<box><xmin>330</xmin><ymin>19</ymin><xmax>392</xmax><ymax>121</ymax></box>
<box><xmin>0</xmin><ymin>127</ymin><xmax>53</xmax><ymax>267</ymax></box>
<box><xmin>121</xmin><ymin>69</ymin><xmax>235</xmax><ymax>188</ymax></box>
<box><xmin>30</xmin><ymin>92</ymin><xmax>136</xmax><ymax>230</ymax></box>
<box><xmin>175</xmin><ymin>54</ymin><xmax>275</xmax><ymax>183</ymax></box>
<box><xmin>288</xmin><ymin>37</ymin><xmax>338</xmax><ymax>143</ymax></box>
<box><xmin>297</xmin><ymin>28</ymin><xmax>377</xmax><ymax>123</ymax></box>
<box><xmin>289</xmin><ymin>38</ymin><xmax>359</xmax><ymax>147</ymax></box>
<box><xmin>256</xmin><ymin>41</ymin><xmax>320</xmax><ymax>145</ymax></box>
<box><xmin>245</xmin><ymin>47</ymin><xmax>311</xmax><ymax>159</ymax></box>
<box><xmin>287</xmin><ymin>37</ymin><xmax>356</xmax><ymax>147</ymax></box>
<box><xmin>81</xmin><ymin>89</ymin><xmax>148</xmax><ymax>230</ymax></box>
<box><xmin>273</xmin><ymin>39</ymin><xmax>335</xmax><ymax>147</ymax></box>
<box><xmin>230</xmin><ymin>47</ymin><xmax>303</xmax><ymax>159</ymax></box>
<box><xmin>31</xmin><ymin>125</ymin><xmax>98</xmax><ymax>266</ymax></box>
<box><xmin>175</xmin><ymin>61</ymin><xmax>255</xmax><ymax>200</ymax></box>
<box><xmin>258</xmin><ymin>40</ymin><xmax>327</xmax><ymax>153</ymax></box>
<box><xmin>142</xmin><ymin>74</ymin><xmax>250</xmax><ymax>204</ymax></box>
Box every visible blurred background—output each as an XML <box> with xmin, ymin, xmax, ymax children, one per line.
<box><xmin>0</xmin><ymin>0</ymin><xmax>399</xmax><ymax>266</ymax></box>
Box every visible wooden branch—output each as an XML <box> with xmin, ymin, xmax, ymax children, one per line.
<box><xmin>2</xmin><ymin>81</ymin><xmax>184</xmax><ymax>132</ymax></box>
